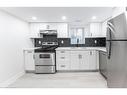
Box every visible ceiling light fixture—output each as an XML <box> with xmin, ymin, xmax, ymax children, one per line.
<box><xmin>62</xmin><ymin>16</ymin><xmax>67</xmax><ymax>20</ymax></box>
<box><xmin>91</xmin><ymin>16</ymin><xmax>97</xmax><ymax>20</ymax></box>
<box><xmin>31</xmin><ymin>16</ymin><xmax>37</xmax><ymax>20</ymax></box>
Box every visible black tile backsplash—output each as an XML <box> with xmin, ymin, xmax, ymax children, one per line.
<box><xmin>34</xmin><ymin>38</ymin><xmax>41</xmax><ymax>47</ymax></box>
<box><xmin>57</xmin><ymin>38</ymin><xmax>70</xmax><ymax>47</ymax></box>
<box><xmin>34</xmin><ymin>37</ymin><xmax>106</xmax><ymax>47</ymax></box>
<box><xmin>85</xmin><ymin>37</ymin><xmax>106</xmax><ymax>47</ymax></box>
<box><xmin>57</xmin><ymin>37</ymin><xmax>106</xmax><ymax>47</ymax></box>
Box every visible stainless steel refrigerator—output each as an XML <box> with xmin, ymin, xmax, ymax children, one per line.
<box><xmin>106</xmin><ymin>13</ymin><xmax>127</xmax><ymax>88</ymax></box>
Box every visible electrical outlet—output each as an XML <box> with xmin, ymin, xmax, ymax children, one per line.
<box><xmin>94</xmin><ymin>40</ymin><xmax>97</xmax><ymax>44</ymax></box>
<box><xmin>61</xmin><ymin>40</ymin><xmax>64</xmax><ymax>44</ymax></box>
<box><xmin>39</xmin><ymin>40</ymin><xmax>41</xmax><ymax>44</ymax></box>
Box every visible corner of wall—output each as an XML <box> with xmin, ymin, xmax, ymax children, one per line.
<box><xmin>0</xmin><ymin>71</ymin><xmax>25</xmax><ymax>88</ymax></box>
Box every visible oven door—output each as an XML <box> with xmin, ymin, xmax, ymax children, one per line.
<box><xmin>35</xmin><ymin>53</ymin><xmax>55</xmax><ymax>66</ymax></box>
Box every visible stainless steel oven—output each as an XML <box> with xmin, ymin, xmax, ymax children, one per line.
<box><xmin>35</xmin><ymin>52</ymin><xmax>55</xmax><ymax>73</ymax></box>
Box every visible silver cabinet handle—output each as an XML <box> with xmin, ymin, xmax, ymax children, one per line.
<box><xmin>79</xmin><ymin>54</ymin><xmax>82</xmax><ymax>59</ymax></box>
<box><xmin>78</xmin><ymin>54</ymin><xmax>80</xmax><ymax>59</ymax></box>
<box><xmin>61</xmin><ymin>51</ymin><xmax>65</xmax><ymax>53</ymax></box>
<box><xmin>61</xmin><ymin>57</ymin><xmax>65</xmax><ymax>59</ymax></box>
<box><xmin>27</xmin><ymin>50</ymin><xmax>32</xmax><ymax>53</ymax></box>
<box><xmin>80</xmin><ymin>55</ymin><xmax>82</xmax><ymax>59</ymax></box>
<box><xmin>90</xmin><ymin>51</ymin><xmax>92</xmax><ymax>55</ymax></box>
<box><xmin>61</xmin><ymin>65</ymin><xmax>65</xmax><ymax>67</ymax></box>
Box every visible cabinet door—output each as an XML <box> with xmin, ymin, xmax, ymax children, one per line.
<box><xmin>24</xmin><ymin>50</ymin><xmax>35</xmax><ymax>70</ymax></box>
<box><xmin>70</xmin><ymin>51</ymin><xmax>79</xmax><ymax>70</ymax></box>
<box><xmin>79</xmin><ymin>51</ymin><xmax>90</xmax><ymax>70</ymax></box>
<box><xmin>57</xmin><ymin>63</ymin><xmax>70</xmax><ymax>70</ymax></box>
<box><xmin>57</xmin><ymin>23</ymin><xmax>68</xmax><ymax>38</ymax></box>
<box><xmin>90</xmin><ymin>23</ymin><xmax>102</xmax><ymax>37</ymax></box>
<box><xmin>89</xmin><ymin>51</ymin><xmax>97</xmax><ymax>70</ymax></box>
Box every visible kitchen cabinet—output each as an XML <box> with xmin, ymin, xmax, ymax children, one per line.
<box><xmin>78</xmin><ymin>51</ymin><xmax>90</xmax><ymax>70</ymax></box>
<box><xmin>99</xmin><ymin>51</ymin><xmax>107</xmax><ymax>79</ymax></box>
<box><xmin>89</xmin><ymin>50</ymin><xmax>98</xmax><ymax>70</ymax></box>
<box><xmin>57</xmin><ymin>23</ymin><xmax>68</xmax><ymax>38</ymax></box>
<box><xmin>70</xmin><ymin>51</ymin><xmax>80</xmax><ymax>70</ymax></box>
<box><xmin>71</xmin><ymin>50</ymin><xmax>97</xmax><ymax>70</ymax></box>
<box><xmin>89</xmin><ymin>22</ymin><xmax>103</xmax><ymax>37</ymax></box>
<box><xmin>56</xmin><ymin>50</ymin><xmax>70</xmax><ymax>70</ymax></box>
<box><xmin>56</xmin><ymin>49</ymin><xmax>98</xmax><ymax>71</ymax></box>
<box><xmin>70</xmin><ymin>51</ymin><xmax>89</xmax><ymax>70</ymax></box>
<box><xmin>29</xmin><ymin>23</ymin><xmax>68</xmax><ymax>38</ymax></box>
<box><xmin>101</xmin><ymin>21</ymin><xmax>107</xmax><ymax>37</ymax></box>
<box><xmin>24</xmin><ymin>50</ymin><xmax>35</xmax><ymax>71</ymax></box>
<box><xmin>84</xmin><ymin>26</ymin><xmax>91</xmax><ymax>38</ymax></box>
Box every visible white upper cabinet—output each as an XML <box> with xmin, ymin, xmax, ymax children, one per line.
<box><xmin>89</xmin><ymin>22</ymin><xmax>103</xmax><ymax>37</ymax></box>
<box><xmin>101</xmin><ymin>20</ymin><xmax>107</xmax><ymax>37</ymax></box>
<box><xmin>69</xmin><ymin>22</ymin><xmax>108</xmax><ymax>38</ymax></box>
<box><xmin>29</xmin><ymin>23</ymin><xmax>68</xmax><ymax>38</ymax></box>
<box><xmin>84</xmin><ymin>26</ymin><xmax>91</xmax><ymax>38</ymax></box>
<box><xmin>56</xmin><ymin>23</ymin><xmax>68</xmax><ymax>38</ymax></box>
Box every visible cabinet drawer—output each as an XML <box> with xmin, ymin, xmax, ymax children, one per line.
<box><xmin>56</xmin><ymin>50</ymin><xmax>67</xmax><ymax>53</ymax></box>
<box><xmin>56</xmin><ymin>51</ymin><xmax>70</xmax><ymax>56</ymax></box>
<box><xmin>56</xmin><ymin>51</ymin><xmax>70</xmax><ymax>61</ymax></box>
<box><xmin>57</xmin><ymin>64</ymin><xmax>70</xmax><ymax>70</ymax></box>
<box><xmin>57</xmin><ymin>56</ymin><xmax>70</xmax><ymax>61</ymax></box>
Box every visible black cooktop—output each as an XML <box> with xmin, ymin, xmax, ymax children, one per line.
<box><xmin>34</xmin><ymin>46</ymin><xmax>58</xmax><ymax>53</ymax></box>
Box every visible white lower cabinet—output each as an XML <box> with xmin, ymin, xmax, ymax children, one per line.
<box><xmin>56</xmin><ymin>49</ymin><xmax>98</xmax><ymax>71</ymax></box>
<box><xmin>70</xmin><ymin>51</ymin><xmax>80</xmax><ymax>70</ymax></box>
<box><xmin>78</xmin><ymin>51</ymin><xmax>90</xmax><ymax>70</ymax></box>
<box><xmin>89</xmin><ymin>51</ymin><xmax>97</xmax><ymax>70</ymax></box>
<box><xmin>56</xmin><ymin>50</ymin><xmax>70</xmax><ymax>70</ymax></box>
<box><xmin>24</xmin><ymin>50</ymin><xmax>35</xmax><ymax>71</ymax></box>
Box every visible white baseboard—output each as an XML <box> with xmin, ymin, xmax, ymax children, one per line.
<box><xmin>0</xmin><ymin>71</ymin><xmax>25</xmax><ymax>87</ymax></box>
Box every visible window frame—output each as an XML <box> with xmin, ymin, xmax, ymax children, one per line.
<box><xmin>69</xmin><ymin>27</ymin><xmax>85</xmax><ymax>44</ymax></box>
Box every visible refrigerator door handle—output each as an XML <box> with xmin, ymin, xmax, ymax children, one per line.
<box><xmin>107</xmin><ymin>23</ymin><xmax>115</xmax><ymax>34</ymax></box>
<box><xmin>107</xmin><ymin>22</ymin><xmax>115</xmax><ymax>30</ymax></box>
<box><xmin>106</xmin><ymin>26</ymin><xmax>112</xmax><ymax>59</ymax></box>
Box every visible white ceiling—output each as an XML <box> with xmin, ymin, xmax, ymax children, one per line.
<box><xmin>1</xmin><ymin>7</ymin><xmax>113</xmax><ymax>25</ymax></box>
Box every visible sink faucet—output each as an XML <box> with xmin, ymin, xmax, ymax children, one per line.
<box><xmin>76</xmin><ymin>38</ymin><xmax>79</xmax><ymax>47</ymax></box>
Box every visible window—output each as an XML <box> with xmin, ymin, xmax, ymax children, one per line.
<box><xmin>70</xmin><ymin>28</ymin><xmax>85</xmax><ymax>44</ymax></box>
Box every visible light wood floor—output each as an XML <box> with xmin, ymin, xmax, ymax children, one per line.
<box><xmin>8</xmin><ymin>72</ymin><xmax>107</xmax><ymax>88</ymax></box>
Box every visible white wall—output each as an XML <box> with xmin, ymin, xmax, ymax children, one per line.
<box><xmin>0</xmin><ymin>10</ymin><xmax>30</xmax><ymax>87</ymax></box>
